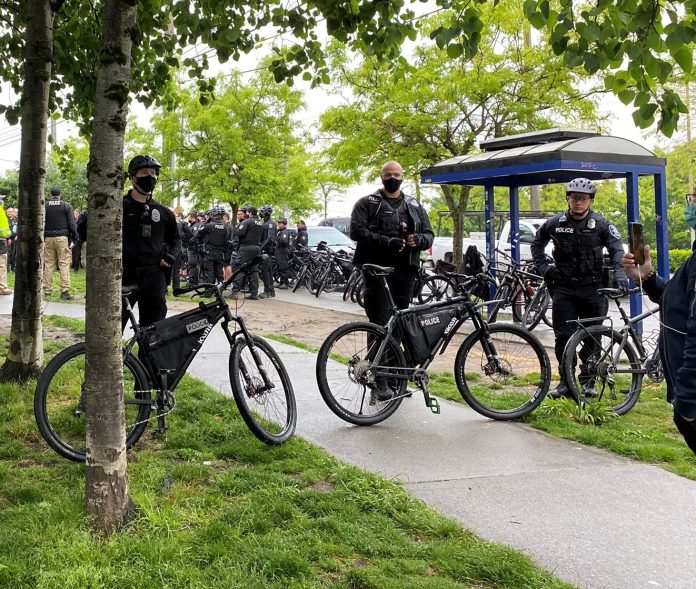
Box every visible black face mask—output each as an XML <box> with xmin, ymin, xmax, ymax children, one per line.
<box><xmin>382</xmin><ymin>177</ymin><xmax>402</xmax><ymax>194</ymax></box>
<box><xmin>135</xmin><ymin>175</ymin><xmax>157</xmax><ymax>194</ymax></box>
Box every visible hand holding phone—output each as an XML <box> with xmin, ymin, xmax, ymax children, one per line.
<box><xmin>629</xmin><ymin>222</ymin><xmax>645</xmax><ymax>265</ymax></box>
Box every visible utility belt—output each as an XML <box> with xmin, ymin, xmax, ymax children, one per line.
<box><xmin>567</xmin><ymin>275</ymin><xmax>603</xmax><ymax>286</ymax></box>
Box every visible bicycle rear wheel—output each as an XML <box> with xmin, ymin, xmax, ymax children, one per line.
<box><xmin>418</xmin><ymin>275</ymin><xmax>456</xmax><ymax>303</ymax></box>
<box><xmin>34</xmin><ymin>343</ymin><xmax>152</xmax><ymax>463</ymax></box>
<box><xmin>487</xmin><ymin>284</ymin><xmax>511</xmax><ymax>323</ymax></box>
<box><xmin>316</xmin><ymin>322</ymin><xmax>406</xmax><ymax>425</ymax></box>
<box><xmin>230</xmin><ymin>335</ymin><xmax>297</xmax><ymax>444</ymax></box>
<box><xmin>561</xmin><ymin>326</ymin><xmax>642</xmax><ymax>415</ymax></box>
<box><xmin>454</xmin><ymin>324</ymin><xmax>551</xmax><ymax>419</ymax></box>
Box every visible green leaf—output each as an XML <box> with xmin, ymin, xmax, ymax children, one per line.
<box><xmin>632</xmin><ymin>102</ymin><xmax>658</xmax><ymax>129</ymax></box>
<box><xmin>673</xmin><ymin>46</ymin><xmax>693</xmax><ymax>73</ymax></box>
<box><xmin>446</xmin><ymin>43</ymin><xmax>463</xmax><ymax>59</ymax></box>
<box><xmin>617</xmin><ymin>89</ymin><xmax>635</xmax><ymax>105</ymax></box>
<box><xmin>528</xmin><ymin>11</ymin><xmax>547</xmax><ymax>29</ymax></box>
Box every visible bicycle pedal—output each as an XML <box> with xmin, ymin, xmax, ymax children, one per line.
<box><xmin>427</xmin><ymin>398</ymin><xmax>440</xmax><ymax>414</ymax></box>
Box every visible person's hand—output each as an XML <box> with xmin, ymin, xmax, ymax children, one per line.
<box><xmin>544</xmin><ymin>266</ymin><xmax>560</xmax><ymax>282</ymax></box>
<box><xmin>406</xmin><ymin>234</ymin><xmax>421</xmax><ymax>248</ymax></box>
<box><xmin>622</xmin><ymin>245</ymin><xmax>653</xmax><ymax>282</ymax></box>
<box><xmin>160</xmin><ymin>259</ymin><xmax>171</xmax><ymax>268</ymax></box>
<box><xmin>387</xmin><ymin>237</ymin><xmax>406</xmax><ymax>252</ymax></box>
<box><xmin>615</xmin><ymin>277</ymin><xmax>630</xmax><ymax>295</ymax></box>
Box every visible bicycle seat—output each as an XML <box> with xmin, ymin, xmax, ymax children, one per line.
<box><xmin>362</xmin><ymin>264</ymin><xmax>395</xmax><ymax>277</ymax></box>
<box><xmin>122</xmin><ymin>284</ymin><xmax>138</xmax><ymax>296</ymax></box>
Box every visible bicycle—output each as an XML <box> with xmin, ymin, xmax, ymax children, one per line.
<box><xmin>315</xmin><ymin>264</ymin><xmax>551</xmax><ymax>424</ymax></box>
<box><xmin>486</xmin><ymin>248</ymin><xmax>545</xmax><ymax>324</ymax></box>
<box><xmin>34</xmin><ymin>256</ymin><xmax>297</xmax><ymax>463</ymax></box>
<box><xmin>560</xmin><ymin>286</ymin><xmax>663</xmax><ymax>415</ymax></box>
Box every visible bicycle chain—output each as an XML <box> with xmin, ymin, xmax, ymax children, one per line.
<box><xmin>130</xmin><ymin>389</ymin><xmax>177</xmax><ymax>429</ymax></box>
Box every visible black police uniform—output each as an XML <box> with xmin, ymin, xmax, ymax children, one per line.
<box><xmin>197</xmin><ymin>218</ymin><xmax>232</xmax><ymax>284</ymax></box>
<box><xmin>259</xmin><ymin>218</ymin><xmax>277</xmax><ymax>295</ymax></box>
<box><xmin>186</xmin><ymin>220</ymin><xmax>202</xmax><ymax>286</ymax></box>
<box><xmin>350</xmin><ymin>189</ymin><xmax>434</xmax><ymax>326</ymax></box>
<box><xmin>295</xmin><ymin>227</ymin><xmax>308</xmax><ymax>250</ymax></box>
<box><xmin>122</xmin><ymin>191</ymin><xmax>181</xmax><ymax>328</ymax></box>
<box><xmin>231</xmin><ymin>216</ymin><xmax>263</xmax><ymax>297</ymax></box>
<box><xmin>45</xmin><ymin>198</ymin><xmax>78</xmax><ymax>242</ymax></box>
<box><xmin>275</xmin><ymin>226</ymin><xmax>292</xmax><ymax>286</ymax></box>
<box><xmin>531</xmin><ymin>209</ymin><xmax>627</xmax><ymax>368</ymax></box>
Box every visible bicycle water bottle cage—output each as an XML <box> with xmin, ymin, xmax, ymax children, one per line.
<box><xmin>362</xmin><ymin>264</ymin><xmax>394</xmax><ymax>277</ymax></box>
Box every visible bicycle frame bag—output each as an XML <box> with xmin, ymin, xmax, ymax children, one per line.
<box><xmin>141</xmin><ymin>305</ymin><xmax>220</xmax><ymax>376</ymax></box>
<box><xmin>399</xmin><ymin>305</ymin><xmax>462</xmax><ymax>365</ymax></box>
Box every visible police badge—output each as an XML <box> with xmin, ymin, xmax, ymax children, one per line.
<box><xmin>587</xmin><ymin>218</ymin><xmax>596</xmax><ymax>229</ymax></box>
<box><xmin>151</xmin><ymin>209</ymin><xmax>161</xmax><ymax>222</ymax></box>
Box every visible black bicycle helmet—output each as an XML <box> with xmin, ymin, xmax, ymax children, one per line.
<box><xmin>277</xmin><ymin>217</ymin><xmax>288</xmax><ymax>224</ymax></box>
<box><xmin>259</xmin><ymin>205</ymin><xmax>273</xmax><ymax>217</ymax></box>
<box><xmin>127</xmin><ymin>154</ymin><xmax>162</xmax><ymax>176</ymax></box>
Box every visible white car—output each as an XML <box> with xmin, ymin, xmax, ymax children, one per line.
<box><xmin>307</xmin><ymin>226</ymin><xmax>355</xmax><ymax>255</ymax></box>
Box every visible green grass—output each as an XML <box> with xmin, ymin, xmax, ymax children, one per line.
<box><xmin>430</xmin><ymin>373</ymin><xmax>696</xmax><ymax>481</ymax></box>
<box><xmin>265</xmin><ymin>333</ymin><xmax>319</xmax><ymax>354</ymax></box>
<box><xmin>0</xmin><ymin>334</ymin><xmax>572</xmax><ymax>589</ymax></box>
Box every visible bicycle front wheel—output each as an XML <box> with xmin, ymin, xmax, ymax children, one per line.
<box><xmin>316</xmin><ymin>322</ymin><xmax>406</xmax><ymax>425</ymax></box>
<box><xmin>523</xmin><ymin>284</ymin><xmax>550</xmax><ymax>331</ymax></box>
<box><xmin>454</xmin><ymin>324</ymin><xmax>551</xmax><ymax>420</ymax></box>
<box><xmin>230</xmin><ymin>335</ymin><xmax>297</xmax><ymax>444</ymax></box>
<box><xmin>561</xmin><ymin>326</ymin><xmax>642</xmax><ymax>415</ymax></box>
<box><xmin>34</xmin><ymin>343</ymin><xmax>152</xmax><ymax>463</ymax></box>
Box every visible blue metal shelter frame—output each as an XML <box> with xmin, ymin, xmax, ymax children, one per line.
<box><xmin>420</xmin><ymin>129</ymin><xmax>668</xmax><ymax>323</ymax></box>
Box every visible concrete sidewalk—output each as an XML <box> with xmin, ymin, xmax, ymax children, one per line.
<box><xmin>9</xmin><ymin>293</ymin><xmax>696</xmax><ymax>588</ymax></box>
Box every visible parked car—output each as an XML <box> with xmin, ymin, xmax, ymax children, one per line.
<box><xmin>307</xmin><ymin>226</ymin><xmax>355</xmax><ymax>255</ymax></box>
<box><xmin>318</xmin><ymin>217</ymin><xmax>351</xmax><ymax>235</ymax></box>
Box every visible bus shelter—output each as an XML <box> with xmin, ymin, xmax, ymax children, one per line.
<box><xmin>419</xmin><ymin>128</ymin><xmax>668</xmax><ymax>322</ymax></box>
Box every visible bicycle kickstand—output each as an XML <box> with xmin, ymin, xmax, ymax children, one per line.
<box><xmin>414</xmin><ymin>370</ymin><xmax>440</xmax><ymax>414</ymax></box>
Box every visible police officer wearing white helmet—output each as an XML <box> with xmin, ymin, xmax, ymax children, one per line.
<box><xmin>531</xmin><ymin>177</ymin><xmax>629</xmax><ymax>399</ymax></box>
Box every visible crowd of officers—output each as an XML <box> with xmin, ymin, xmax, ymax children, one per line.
<box><xmin>180</xmin><ymin>204</ymin><xmax>308</xmax><ymax>300</ymax></box>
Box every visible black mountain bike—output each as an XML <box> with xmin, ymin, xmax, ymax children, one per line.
<box><xmin>34</xmin><ymin>256</ymin><xmax>297</xmax><ymax>463</ymax></box>
<box><xmin>560</xmin><ymin>286</ymin><xmax>663</xmax><ymax>415</ymax></box>
<box><xmin>316</xmin><ymin>264</ymin><xmax>551</xmax><ymax>424</ymax></box>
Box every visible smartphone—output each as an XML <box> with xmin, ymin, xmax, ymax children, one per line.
<box><xmin>629</xmin><ymin>222</ymin><xmax>645</xmax><ymax>265</ymax></box>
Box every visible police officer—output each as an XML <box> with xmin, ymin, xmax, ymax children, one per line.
<box><xmin>350</xmin><ymin>160</ymin><xmax>434</xmax><ymax>401</ymax></box>
<box><xmin>258</xmin><ymin>205</ymin><xmax>276</xmax><ymax>298</ymax></box>
<box><xmin>197</xmin><ymin>206</ymin><xmax>232</xmax><ymax>284</ymax></box>
<box><xmin>228</xmin><ymin>206</ymin><xmax>263</xmax><ymax>300</ymax></box>
<box><xmin>295</xmin><ymin>220</ymin><xmax>308</xmax><ymax>250</ymax></box>
<box><xmin>275</xmin><ymin>217</ymin><xmax>292</xmax><ymax>288</ymax></box>
<box><xmin>44</xmin><ymin>186</ymin><xmax>79</xmax><ymax>300</ymax></box>
<box><xmin>184</xmin><ymin>211</ymin><xmax>202</xmax><ymax>286</ymax></box>
<box><xmin>122</xmin><ymin>154</ymin><xmax>181</xmax><ymax>328</ymax></box>
<box><xmin>531</xmin><ymin>177</ymin><xmax>629</xmax><ymax>399</ymax></box>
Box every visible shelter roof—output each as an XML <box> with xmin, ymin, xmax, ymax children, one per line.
<box><xmin>420</xmin><ymin>129</ymin><xmax>666</xmax><ymax>187</ymax></box>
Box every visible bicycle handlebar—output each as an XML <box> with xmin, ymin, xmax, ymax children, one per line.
<box><xmin>172</xmin><ymin>254</ymin><xmax>267</xmax><ymax>297</ymax></box>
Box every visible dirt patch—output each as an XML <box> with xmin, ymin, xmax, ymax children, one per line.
<box><xmin>0</xmin><ymin>315</ymin><xmax>83</xmax><ymax>347</ymax></box>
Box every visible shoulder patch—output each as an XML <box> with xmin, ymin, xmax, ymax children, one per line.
<box><xmin>609</xmin><ymin>224</ymin><xmax>621</xmax><ymax>240</ymax></box>
<box><xmin>367</xmin><ymin>195</ymin><xmax>380</xmax><ymax>203</ymax></box>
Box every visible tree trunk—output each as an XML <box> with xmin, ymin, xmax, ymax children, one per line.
<box><xmin>441</xmin><ymin>185</ymin><xmax>471</xmax><ymax>267</ymax></box>
<box><xmin>84</xmin><ymin>0</ymin><xmax>136</xmax><ymax>535</ymax></box>
<box><xmin>0</xmin><ymin>0</ymin><xmax>55</xmax><ymax>383</ymax></box>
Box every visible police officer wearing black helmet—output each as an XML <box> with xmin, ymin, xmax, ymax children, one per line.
<box><xmin>258</xmin><ymin>205</ymin><xmax>276</xmax><ymax>298</ymax></box>
<box><xmin>227</xmin><ymin>205</ymin><xmax>263</xmax><ymax>300</ymax></box>
<box><xmin>196</xmin><ymin>206</ymin><xmax>232</xmax><ymax>285</ymax></box>
<box><xmin>350</xmin><ymin>160</ymin><xmax>434</xmax><ymax>401</ymax></box>
<box><xmin>275</xmin><ymin>217</ymin><xmax>292</xmax><ymax>288</ymax></box>
<box><xmin>531</xmin><ymin>177</ymin><xmax>629</xmax><ymax>399</ymax></box>
<box><xmin>122</xmin><ymin>154</ymin><xmax>181</xmax><ymax>328</ymax></box>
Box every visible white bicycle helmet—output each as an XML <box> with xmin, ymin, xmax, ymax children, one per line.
<box><xmin>566</xmin><ymin>177</ymin><xmax>597</xmax><ymax>196</ymax></box>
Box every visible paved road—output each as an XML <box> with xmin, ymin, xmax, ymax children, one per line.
<box><xmin>9</xmin><ymin>290</ymin><xmax>696</xmax><ymax>588</ymax></box>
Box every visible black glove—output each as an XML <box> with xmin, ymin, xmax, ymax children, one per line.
<box><xmin>544</xmin><ymin>266</ymin><xmax>561</xmax><ymax>282</ymax></box>
<box><xmin>409</xmin><ymin>233</ymin><xmax>422</xmax><ymax>247</ymax></box>
<box><xmin>387</xmin><ymin>237</ymin><xmax>405</xmax><ymax>251</ymax></box>
<box><xmin>615</xmin><ymin>277</ymin><xmax>629</xmax><ymax>295</ymax></box>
